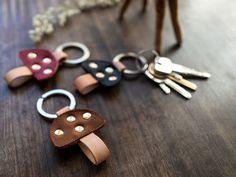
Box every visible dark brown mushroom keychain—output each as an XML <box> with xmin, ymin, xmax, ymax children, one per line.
<box><xmin>74</xmin><ymin>53</ymin><xmax>145</xmax><ymax>95</ymax></box>
<box><xmin>4</xmin><ymin>42</ymin><xmax>90</xmax><ymax>88</ymax></box>
<box><xmin>36</xmin><ymin>89</ymin><xmax>110</xmax><ymax>165</ymax></box>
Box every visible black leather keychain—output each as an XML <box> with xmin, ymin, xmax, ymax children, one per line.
<box><xmin>74</xmin><ymin>53</ymin><xmax>145</xmax><ymax>95</ymax></box>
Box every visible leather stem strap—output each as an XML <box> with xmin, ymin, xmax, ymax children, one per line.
<box><xmin>112</xmin><ymin>60</ymin><xmax>126</xmax><ymax>72</ymax></box>
<box><xmin>52</xmin><ymin>51</ymin><xmax>68</xmax><ymax>64</ymax></box>
<box><xmin>74</xmin><ymin>73</ymin><xmax>99</xmax><ymax>95</ymax></box>
<box><xmin>79</xmin><ymin>133</ymin><xmax>110</xmax><ymax>165</ymax></box>
<box><xmin>4</xmin><ymin>66</ymin><xmax>33</xmax><ymax>88</ymax></box>
<box><xmin>56</xmin><ymin>106</ymin><xmax>71</xmax><ymax>116</ymax></box>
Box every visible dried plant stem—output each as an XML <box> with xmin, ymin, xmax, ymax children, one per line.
<box><xmin>29</xmin><ymin>0</ymin><xmax>120</xmax><ymax>43</ymax></box>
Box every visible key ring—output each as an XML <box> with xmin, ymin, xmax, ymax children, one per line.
<box><xmin>37</xmin><ymin>89</ymin><xmax>76</xmax><ymax>119</ymax></box>
<box><xmin>56</xmin><ymin>42</ymin><xmax>90</xmax><ymax>65</ymax></box>
<box><xmin>112</xmin><ymin>52</ymin><xmax>145</xmax><ymax>76</ymax></box>
<box><xmin>136</xmin><ymin>49</ymin><xmax>159</xmax><ymax>72</ymax></box>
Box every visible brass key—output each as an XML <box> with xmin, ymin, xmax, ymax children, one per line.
<box><xmin>149</xmin><ymin>64</ymin><xmax>197</xmax><ymax>91</ymax></box>
<box><xmin>148</xmin><ymin>63</ymin><xmax>192</xmax><ymax>99</ymax></box>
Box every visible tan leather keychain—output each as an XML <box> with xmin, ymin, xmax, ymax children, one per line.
<box><xmin>36</xmin><ymin>89</ymin><xmax>110</xmax><ymax>165</ymax></box>
<box><xmin>4</xmin><ymin>42</ymin><xmax>90</xmax><ymax>88</ymax></box>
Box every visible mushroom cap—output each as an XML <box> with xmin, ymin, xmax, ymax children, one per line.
<box><xmin>19</xmin><ymin>49</ymin><xmax>59</xmax><ymax>80</ymax></box>
<box><xmin>82</xmin><ymin>60</ymin><xmax>122</xmax><ymax>87</ymax></box>
<box><xmin>50</xmin><ymin>109</ymin><xmax>105</xmax><ymax>148</ymax></box>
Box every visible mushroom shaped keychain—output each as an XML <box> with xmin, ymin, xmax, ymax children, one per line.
<box><xmin>4</xmin><ymin>42</ymin><xmax>90</xmax><ymax>88</ymax></box>
<box><xmin>36</xmin><ymin>89</ymin><xmax>110</xmax><ymax>165</ymax></box>
<box><xmin>74</xmin><ymin>53</ymin><xmax>145</xmax><ymax>95</ymax></box>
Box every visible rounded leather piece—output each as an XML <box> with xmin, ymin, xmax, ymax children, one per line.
<box><xmin>50</xmin><ymin>109</ymin><xmax>105</xmax><ymax>148</ymax></box>
<box><xmin>4</xmin><ymin>66</ymin><xmax>33</xmax><ymax>88</ymax></box>
<box><xmin>79</xmin><ymin>133</ymin><xmax>110</xmax><ymax>165</ymax></box>
<box><xmin>19</xmin><ymin>49</ymin><xmax>59</xmax><ymax>81</ymax></box>
<box><xmin>74</xmin><ymin>73</ymin><xmax>99</xmax><ymax>95</ymax></box>
<box><xmin>82</xmin><ymin>60</ymin><xmax>122</xmax><ymax>87</ymax></box>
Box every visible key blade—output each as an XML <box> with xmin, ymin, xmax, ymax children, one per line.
<box><xmin>172</xmin><ymin>63</ymin><xmax>211</xmax><ymax>78</ymax></box>
<box><xmin>145</xmin><ymin>70</ymin><xmax>161</xmax><ymax>83</ymax></box>
<box><xmin>145</xmin><ymin>70</ymin><xmax>157</xmax><ymax>81</ymax></box>
<box><xmin>164</xmin><ymin>79</ymin><xmax>192</xmax><ymax>99</ymax></box>
<box><xmin>159</xmin><ymin>83</ymin><xmax>171</xmax><ymax>94</ymax></box>
<box><xmin>144</xmin><ymin>70</ymin><xmax>171</xmax><ymax>94</ymax></box>
<box><xmin>168</xmin><ymin>75</ymin><xmax>198</xmax><ymax>91</ymax></box>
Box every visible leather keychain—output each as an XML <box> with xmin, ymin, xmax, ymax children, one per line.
<box><xmin>74</xmin><ymin>53</ymin><xmax>145</xmax><ymax>95</ymax></box>
<box><xmin>4</xmin><ymin>42</ymin><xmax>90</xmax><ymax>88</ymax></box>
<box><xmin>36</xmin><ymin>89</ymin><xmax>110</xmax><ymax>165</ymax></box>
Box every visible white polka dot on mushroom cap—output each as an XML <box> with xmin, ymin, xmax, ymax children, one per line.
<box><xmin>75</xmin><ymin>125</ymin><xmax>84</xmax><ymax>132</ymax></box>
<box><xmin>54</xmin><ymin>129</ymin><xmax>64</xmax><ymax>135</ymax></box>
<box><xmin>66</xmin><ymin>115</ymin><xmax>76</xmax><ymax>122</ymax></box>
<box><xmin>31</xmin><ymin>64</ymin><xmax>41</xmax><ymax>70</ymax></box>
<box><xmin>105</xmin><ymin>67</ymin><xmax>114</xmax><ymax>73</ymax></box>
<box><xmin>43</xmin><ymin>69</ymin><xmax>52</xmax><ymax>75</ymax></box>
<box><xmin>42</xmin><ymin>58</ymin><xmax>52</xmax><ymax>64</ymax></box>
<box><xmin>96</xmin><ymin>72</ymin><xmax>105</xmax><ymax>78</ymax></box>
<box><xmin>109</xmin><ymin>76</ymin><xmax>117</xmax><ymax>81</ymax></box>
<box><xmin>89</xmin><ymin>62</ymin><xmax>98</xmax><ymax>69</ymax></box>
<box><xmin>27</xmin><ymin>52</ymin><xmax>37</xmax><ymax>59</ymax></box>
<box><xmin>83</xmin><ymin>112</ymin><xmax>91</xmax><ymax>119</ymax></box>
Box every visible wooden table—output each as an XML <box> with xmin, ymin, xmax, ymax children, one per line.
<box><xmin>1</xmin><ymin>0</ymin><xmax>236</xmax><ymax>176</ymax></box>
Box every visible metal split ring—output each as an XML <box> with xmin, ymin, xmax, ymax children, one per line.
<box><xmin>56</xmin><ymin>42</ymin><xmax>90</xmax><ymax>65</ymax></box>
<box><xmin>36</xmin><ymin>89</ymin><xmax>76</xmax><ymax>119</ymax></box>
<box><xmin>136</xmin><ymin>49</ymin><xmax>160</xmax><ymax>72</ymax></box>
<box><xmin>113</xmin><ymin>52</ymin><xmax>146</xmax><ymax>76</ymax></box>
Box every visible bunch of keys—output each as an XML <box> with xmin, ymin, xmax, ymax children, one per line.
<box><xmin>37</xmin><ymin>89</ymin><xmax>110</xmax><ymax>165</ymax></box>
<box><xmin>74</xmin><ymin>53</ymin><xmax>145</xmax><ymax>95</ymax></box>
<box><xmin>137</xmin><ymin>50</ymin><xmax>211</xmax><ymax>99</ymax></box>
<box><xmin>4</xmin><ymin>42</ymin><xmax>90</xmax><ymax>88</ymax></box>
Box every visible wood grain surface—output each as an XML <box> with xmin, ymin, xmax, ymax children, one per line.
<box><xmin>1</xmin><ymin>0</ymin><xmax>236</xmax><ymax>177</ymax></box>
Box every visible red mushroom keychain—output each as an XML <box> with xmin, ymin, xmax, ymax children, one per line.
<box><xmin>74</xmin><ymin>53</ymin><xmax>145</xmax><ymax>95</ymax></box>
<box><xmin>4</xmin><ymin>42</ymin><xmax>90</xmax><ymax>88</ymax></box>
<box><xmin>36</xmin><ymin>89</ymin><xmax>110</xmax><ymax>165</ymax></box>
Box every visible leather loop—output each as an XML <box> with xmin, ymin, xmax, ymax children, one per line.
<box><xmin>112</xmin><ymin>60</ymin><xmax>126</xmax><ymax>72</ymax></box>
<box><xmin>56</xmin><ymin>106</ymin><xmax>71</xmax><ymax>116</ymax></box>
<box><xmin>79</xmin><ymin>133</ymin><xmax>110</xmax><ymax>165</ymax></box>
<box><xmin>74</xmin><ymin>74</ymin><xmax>99</xmax><ymax>95</ymax></box>
<box><xmin>52</xmin><ymin>51</ymin><xmax>68</xmax><ymax>64</ymax></box>
<box><xmin>4</xmin><ymin>66</ymin><xmax>33</xmax><ymax>88</ymax></box>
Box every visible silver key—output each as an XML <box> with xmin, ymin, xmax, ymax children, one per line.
<box><xmin>171</xmin><ymin>63</ymin><xmax>211</xmax><ymax>78</ymax></box>
<box><xmin>147</xmin><ymin>63</ymin><xmax>192</xmax><ymax>99</ymax></box>
<box><xmin>164</xmin><ymin>79</ymin><xmax>192</xmax><ymax>99</ymax></box>
<box><xmin>144</xmin><ymin>70</ymin><xmax>171</xmax><ymax>94</ymax></box>
<box><xmin>154</xmin><ymin>57</ymin><xmax>211</xmax><ymax>78</ymax></box>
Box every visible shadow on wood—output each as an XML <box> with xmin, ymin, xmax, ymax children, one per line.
<box><xmin>119</xmin><ymin>0</ymin><xmax>183</xmax><ymax>54</ymax></box>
